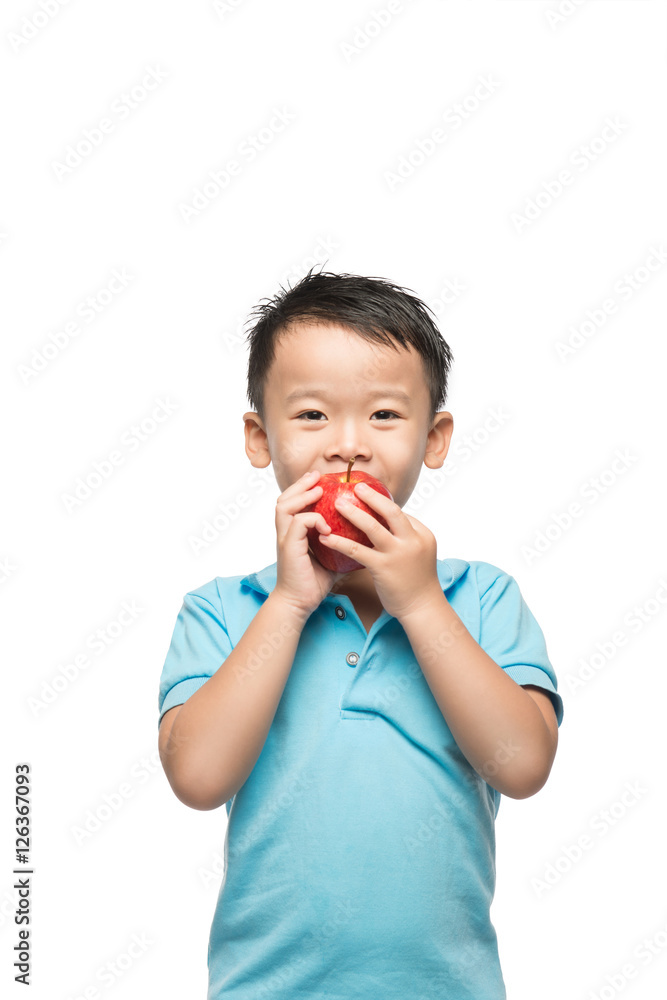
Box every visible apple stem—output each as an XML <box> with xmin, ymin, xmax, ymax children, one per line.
<box><xmin>346</xmin><ymin>458</ymin><xmax>354</xmax><ymax>482</ymax></box>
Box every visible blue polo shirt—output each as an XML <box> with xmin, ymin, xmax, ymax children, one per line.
<box><xmin>158</xmin><ymin>557</ymin><xmax>564</xmax><ymax>1000</ymax></box>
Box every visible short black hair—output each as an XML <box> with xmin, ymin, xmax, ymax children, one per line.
<box><xmin>244</xmin><ymin>267</ymin><xmax>454</xmax><ymax>424</ymax></box>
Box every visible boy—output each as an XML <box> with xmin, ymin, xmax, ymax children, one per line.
<box><xmin>158</xmin><ymin>269</ymin><xmax>564</xmax><ymax>999</ymax></box>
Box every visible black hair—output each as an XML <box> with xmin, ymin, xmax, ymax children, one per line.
<box><xmin>244</xmin><ymin>267</ymin><xmax>454</xmax><ymax>424</ymax></box>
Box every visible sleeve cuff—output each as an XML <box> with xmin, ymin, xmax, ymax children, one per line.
<box><xmin>502</xmin><ymin>664</ymin><xmax>564</xmax><ymax>727</ymax></box>
<box><xmin>158</xmin><ymin>676</ymin><xmax>211</xmax><ymax>730</ymax></box>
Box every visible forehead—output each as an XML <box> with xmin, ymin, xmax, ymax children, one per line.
<box><xmin>266</xmin><ymin>322</ymin><xmax>427</xmax><ymax>403</ymax></box>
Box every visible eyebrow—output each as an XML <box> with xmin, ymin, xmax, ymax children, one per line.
<box><xmin>285</xmin><ymin>387</ymin><xmax>413</xmax><ymax>406</ymax></box>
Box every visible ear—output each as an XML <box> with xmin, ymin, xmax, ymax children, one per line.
<box><xmin>242</xmin><ymin>411</ymin><xmax>271</xmax><ymax>469</ymax></box>
<box><xmin>424</xmin><ymin>411</ymin><xmax>454</xmax><ymax>469</ymax></box>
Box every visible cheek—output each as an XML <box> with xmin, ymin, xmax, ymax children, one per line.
<box><xmin>270</xmin><ymin>431</ymin><xmax>315</xmax><ymax>478</ymax></box>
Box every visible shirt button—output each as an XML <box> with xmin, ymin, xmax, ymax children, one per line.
<box><xmin>346</xmin><ymin>651</ymin><xmax>359</xmax><ymax>667</ymax></box>
<box><xmin>335</xmin><ymin>606</ymin><xmax>346</xmax><ymax>620</ymax></box>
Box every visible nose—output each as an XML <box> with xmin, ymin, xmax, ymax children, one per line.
<box><xmin>322</xmin><ymin>417</ymin><xmax>372</xmax><ymax>466</ymax></box>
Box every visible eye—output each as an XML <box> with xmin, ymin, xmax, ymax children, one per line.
<box><xmin>296</xmin><ymin>410</ymin><xmax>326</xmax><ymax>421</ymax></box>
<box><xmin>295</xmin><ymin>410</ymin><xmax>399</xmax><ymax>421</ymax></box>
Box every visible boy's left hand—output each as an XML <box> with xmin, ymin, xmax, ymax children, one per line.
<box><xmin>317</xmin><ymin>482</ymin><xmax>444</xmax><ymax>621</ymax></box>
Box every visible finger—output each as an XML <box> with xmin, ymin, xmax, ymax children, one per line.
<box><xmin>333</xmin><ymin>498</ymin><xmax>389</xmax><ymax>543</ymax></box>
<box><xmin>275</xmin><ymin>482</ymin><xmax>323</xmax><ymax>525</ymax></box>
<box><xmin>352</xmin><ymin>483</ymin><xmax>406</xmax><ymax>533</ymax></box>
<box><xmin>277</xmin><ymin>470</ymin><xmax>321</xmax><ymax>505</ymax></box>
<box><xmin>275</xmin><ymin>487</ymin><xmax>323</xmax><ymax>538</ymax></box>
<box><xmin>292</xmin><ymin>511</ymin><xmax>331</xmax><ymax>535</ymax></box>
<box><xmin>278</xmin><ymin>511</ymin><xmax>331</xmax><ymax>546</ymax></box>
<box><xmin>317</xmin><ymin>528</ymin><xmax>374</xmax><ymax>568</ymax></box>
<box><xmin>278</xmin><ymin>483</ymin><xmax>323</xmax><ymax>513</ymax></box>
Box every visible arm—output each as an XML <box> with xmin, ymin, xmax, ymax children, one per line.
<box><xmin>399</xmin><ymin>590</ymin><xmax>558</xmax><ymax>799</ymax></box>
<box><xmin>311</xmin><ymin>481</ymin><xmax>560</xmax><ymax>799</ymax></box>
<box><xmin>158</xmin><ymin>591</ymin><xmax>309</xmax><ymax>811</ymax></box>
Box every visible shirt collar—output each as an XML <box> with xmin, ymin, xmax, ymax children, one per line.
<box><xmin>240</xmin><ymin>557</ymin><xmax>470</xmax><ymax>598</ymax></box>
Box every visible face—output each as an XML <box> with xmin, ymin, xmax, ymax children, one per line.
<box><xmin>243</xmin><ymin>322</ymin><xmax>454</xmax><ymax>511</ymax></box>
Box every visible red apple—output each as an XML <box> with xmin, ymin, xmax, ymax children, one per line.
<box><xmin>305</xmin><ymin>458</ymin><xmax>393</xmax><ymax>573</ymax></box>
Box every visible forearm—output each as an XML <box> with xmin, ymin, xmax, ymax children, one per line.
<box><xmin>164</xmin><ymin>592</ymin><xmax>309</xmax><ymax>810</ymax></box>
<box><xmin>399</xmin><ymin>588</ymin><xmax>555</xmax><ymax>798</ymax></box>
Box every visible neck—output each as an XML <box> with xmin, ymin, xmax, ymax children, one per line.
<box><xmin>333</xmin><ymin>567</ymin><xmax>375</xmax><ymax>596</ymax></box>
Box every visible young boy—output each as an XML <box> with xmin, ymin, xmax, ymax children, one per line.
<box><xmin>157</xmin><ymin>269</ymin><xmax>564</xmax><ymax>999</ymax></box>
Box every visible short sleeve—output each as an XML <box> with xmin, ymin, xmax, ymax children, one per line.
<box><xmin>157</xmin><ymin>590</ymin><xmax>234</xmax><ymax>730</ymax></box>
<box><xmin>479</xmin><ymin>570</ymin><xmax>564</xmax><ymax>727</ymax></box>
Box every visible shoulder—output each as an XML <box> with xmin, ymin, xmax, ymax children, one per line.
<box><xmin>437</xmin><ymin>557</ymin><xmax>512</xmax><ymax>595</ymax></box>
<box><xmin>184</xmin><ymin>572</ymin><xmax>249</xmax><ymax>606</ymax></box>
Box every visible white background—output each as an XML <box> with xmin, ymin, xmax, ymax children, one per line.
<box><xmin>2</xmin><ymin>1</ymin><xmax>666</xmax><ymax>997</ymax></box>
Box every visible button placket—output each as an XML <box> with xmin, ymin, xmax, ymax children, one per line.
<box><xmin>334</xmin><ymin>605</ymin><xmax>361</xmax><ymax>667</ymax></box>
<box><xmin>328</xmin><ymin>595</ymin><xmax>378</xmax><ymax>674</ymax></box>
<box><xmin>334</xmin><ymin>604</ymin><xmax>378</xmax><ymax>720</ymax></box>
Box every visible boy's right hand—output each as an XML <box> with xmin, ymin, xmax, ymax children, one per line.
<box><xmin>273</xmin><ymin>470</ymin><xmax>347</xmax><ymax>618</ymax></box>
